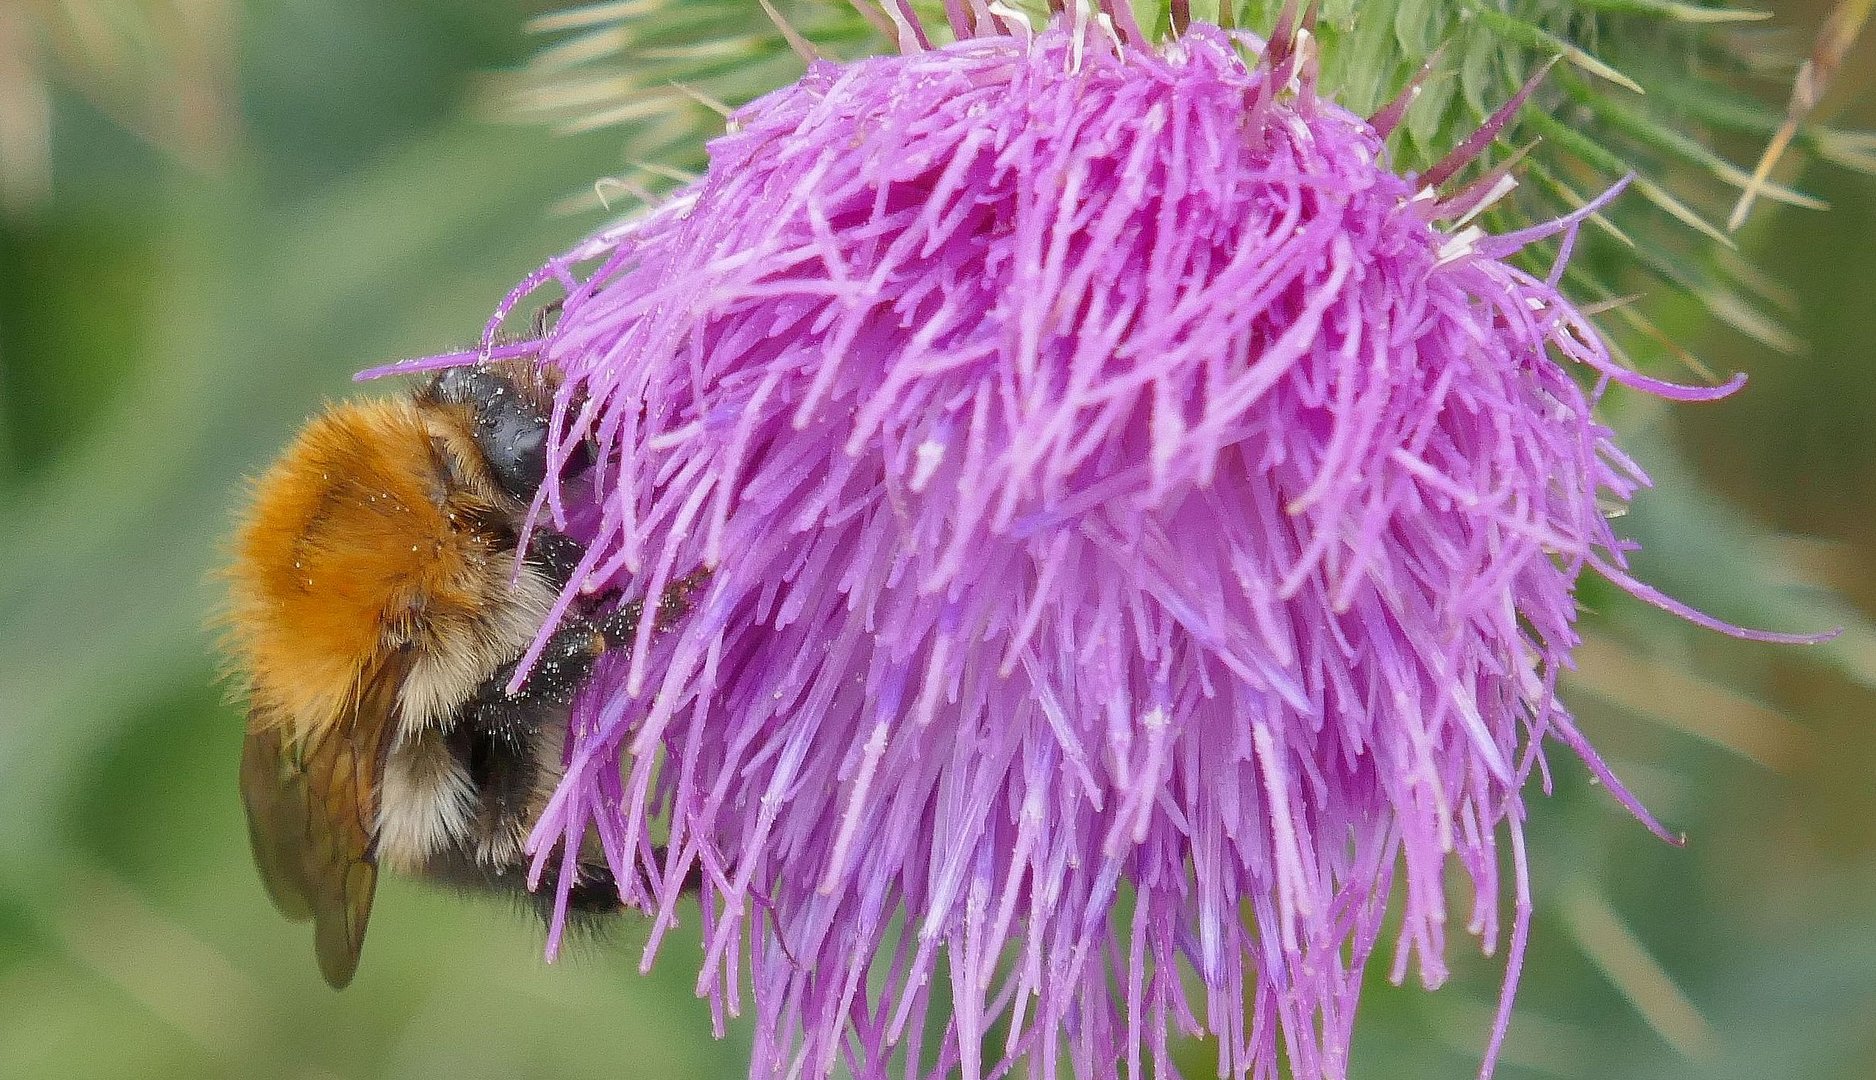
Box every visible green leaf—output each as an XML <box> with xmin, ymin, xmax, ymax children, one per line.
<box><xmin>1459</xmin><ymin>23</ymin><xmax>1513</xmax><ymax>117</ymax></box>
<box><xmin>1560</xmin><ymin>72</ymin><xmax>1827</xmax><ymax>210</ymax></box>
<box><xmin>1394</xmin><ymin>0</ymin><xmax>1448</xmax><ymax>58</ymax></box>
<box><xmin>1465</xmin><ymin>3</ymin><xmax>1647</xmax><ymax>94</ymax></box>
<box><xmin>1567</xmin><ymin>0</ymin><xmax>1771</xmax><ymax>23</ymax></box>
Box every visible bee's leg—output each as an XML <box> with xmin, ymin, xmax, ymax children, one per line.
<box><xmin>452</xmin><ymin>843</ymin><xmax>697</xmax><ymax>930</ymax></box>
<box><xmin>591</xmin><ymin>568</ymin><xmax>714</xmax><ymax>649</ymax></box>
<box><xmin>523</xmin><ymin>528</ymin><xmax>587</xmax><ymax>593</ymax></box>
<box><xmin>469</xmin><ymin>617</ymin><xmax>607</xmax><ymax>725</ymax></box>
<box><xmin>537</xmin><ymin>860</ymin><xmax>628</xmax><ymax>920</ymax></box>
<box><xmin>420</xmin><ymin>850</ymin><xmax>632</xmax><ymax>919</ymax></box>
<box><xmin>471</xmin><ymin>573</ymin><xmax>714</xmax><ymax>766</ymax></box>
<box><xmin>528</xmin><ymin>845</ymin><xmax>703</xmax><ymax>921</ymax></box>
<box><xmin>530</xmin><ymin>297</ymin><xmax>563</xmax><ymax>340</ymax></box>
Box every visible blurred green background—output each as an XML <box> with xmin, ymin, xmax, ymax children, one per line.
<box><xmin>1</xmin><ymin>2</ymin><xmax>1873</xmax><ymax>1078</ymax></box>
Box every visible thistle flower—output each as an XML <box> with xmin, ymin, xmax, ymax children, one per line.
<box><xmin>385</xmin><ymin>11</ymin><xmax>1830</xmax><ymax>1079</ymax></box>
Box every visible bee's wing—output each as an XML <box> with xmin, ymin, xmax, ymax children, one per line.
<box><xmin>239</xmin><ymin>659</ymin><xmax>406</xmax><ymax>989</ymax></box>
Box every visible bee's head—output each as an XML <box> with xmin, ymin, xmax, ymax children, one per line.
<box><xmin>423</xmin><ymin>364</ymin><xmax>587</xmax><ymax>501</ymax></box>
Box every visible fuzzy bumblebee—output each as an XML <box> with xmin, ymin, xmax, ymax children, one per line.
<box><xmin>223</xmin><ymin>362</ymin><xmax>701</xmax><ymax>987</ymax></box>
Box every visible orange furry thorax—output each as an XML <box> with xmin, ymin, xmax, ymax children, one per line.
<box><xmin>226</xmin><ymin>396</ymin><xmax>509</xmax><ymax>738</ymax></box>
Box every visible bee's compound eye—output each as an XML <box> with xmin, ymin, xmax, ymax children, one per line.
<box><xmin>485</xmin><ymin>415</ymin><xmax>548</xmax><ymax>499</ymax></box>
<box><xmin>430</xmin><ymin>366</ymin><xmax>554</xmax><ymax>499</ymax></box>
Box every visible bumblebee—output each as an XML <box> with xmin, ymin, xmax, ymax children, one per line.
<box><xmin>224</xmin><ymin>360</ymin><xmax>698</xmax><ymax>988</ymax></box>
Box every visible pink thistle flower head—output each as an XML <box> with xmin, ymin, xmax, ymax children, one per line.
<box><xmin>378</xmin><ymin>12</ymin><xmax>1828</xmax><ymax>1080</ymax></box>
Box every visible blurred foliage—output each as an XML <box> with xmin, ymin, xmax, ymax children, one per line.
<box><xmin>0</xmin><ymin>0</ymin><xmax>240</xmax><ymax>211</ymax></box>
<box><xmin>0</xmin><ymin>1</ymin><xmax>1872</xmax><ymax>1078</ymax></box>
